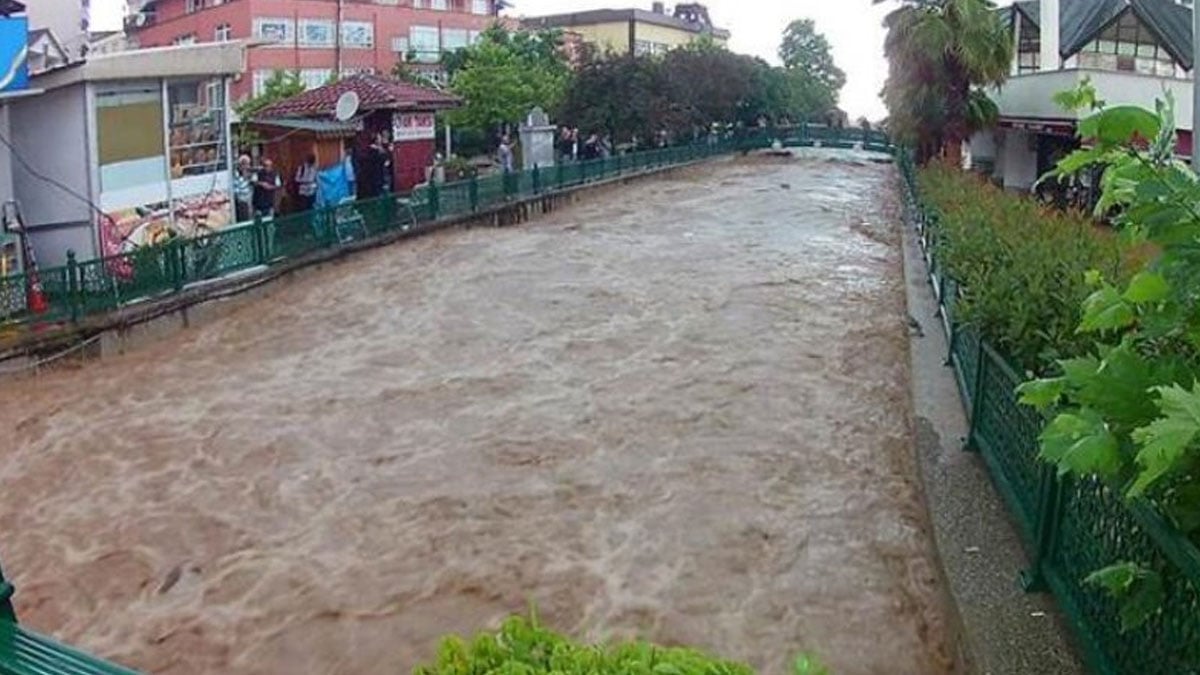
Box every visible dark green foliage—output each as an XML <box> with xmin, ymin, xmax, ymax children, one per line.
<box><xmin>557</xmin><ymin>21</ymin><xmax>844</xmax><ymax>143</ymax></box>
<box><xmin>917</xmin><ymin>162</ymin><xmax>1136</xmax><ymax>371</ymax></box>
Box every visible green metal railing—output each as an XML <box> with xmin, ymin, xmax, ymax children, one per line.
<box><xmin>898</xmin><ymin>149</ymin><xmax>1200</xmax><ymax>675</ymax></box>
<box><xmin>0</xmin><ymin>126</ymin><xmax>892</xmax><ymax>331</ymax></box>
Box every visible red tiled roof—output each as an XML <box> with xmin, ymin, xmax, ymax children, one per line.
<box><xmin>256</xmin><ymin>74</ymin><xmax>461</xmax><ymax>119</ymax></box>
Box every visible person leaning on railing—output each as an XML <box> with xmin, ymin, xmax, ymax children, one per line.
<box><xmin>234</xmin><ymin>155</ymin><xmax>253</xmax><ymax>223</ymax></box>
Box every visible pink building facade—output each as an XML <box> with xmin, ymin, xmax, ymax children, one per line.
<box><xmin>128</xmin><ymin>0</ymin><xmax>500</xmax><ymax>100</ymax></box>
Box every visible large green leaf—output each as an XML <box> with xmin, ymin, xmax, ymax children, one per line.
<box><xmin>1122</xmin><ymin>272</ymin><xmax>1170</xmax><ymax>304</ymax></box>
<box><xmin>1039</xmin><ymin>409</ymin><xmax>1123</xmax><ymax>481</ymax></box>
<box><xmin>1017</xmin><ymin>377</ymin><xmax>1066</xmax><ymax>409</ymax></box>
<box><xmin>1078</xmin><ymin>105</ymin><xmax>1162</xmax><ymax>146</ymax></box>
<box><xmin>1079</xmin><ymin>286</ymin><xmax>1135</xmax><ymax>333</ymax></box>
<box><xmin>1129</xmin><ymin>383</ymin><xmax>1200</xmax><ymax>495</ymax></box>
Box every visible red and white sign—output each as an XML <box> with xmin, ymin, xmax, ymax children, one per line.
<box><xmin>392</xmin><ymin>112</ymin><xmax>436</xmax><ymax>142</ymax></box>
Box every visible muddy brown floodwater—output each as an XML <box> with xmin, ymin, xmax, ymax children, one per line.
<box><xmin>0</xmin><ymin>156</ymin><xmax>954</xmax><ymax>675</ymax></box>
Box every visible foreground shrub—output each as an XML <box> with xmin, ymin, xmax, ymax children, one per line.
<box><xmin>413</xmin><ymin>614</ymin><xmax>828</xmax><ymax>675</ymax></box>
<box><xmin>917</xmin><ymin>161</ymin><xmax>1140</xmax><ymax>370</ymax></box>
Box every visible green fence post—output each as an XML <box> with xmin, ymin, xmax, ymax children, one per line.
<box><xmin>253</xmin><ymin>213</ymin><xmax>267</xmax><ymax>264</ymax></box>
<box><xmin>429</xmin><ymin>181</ymin><xmax>440</xmax><ymax>220</ymax></box>
<box><xmin>169</xmin><ymin>240</ymin><xmax>185</xmax><ymax>292</ymax></box>
<box><xmin>963</xmin><ymin>335</ymin><xmax>987</xmax><ymax>452</ymax></box>
<box><xmin>468</xmin><ymin>175</ymin><xmax>479</xmax><ymax>212</ymax></box>
<box><xmin>0</xmin><ymin>560</ymin><xmax>15</xmax><ymax>622</ymax></box>
<box><xmin>556</xmin><ymin>162</ymin><xmax>565</xmax><ymax>190</ymax></box>
<box><xmin>532</xmin><ymin>165</ymin><xmax>541</xmax><ymax>194</ymax></box>
<box><xmin>580</xmin><ymin>159</ymin><xmax>587</xmax><ymax>183</ymax></box>
<box><xmin>1020</xmin><ymin>469</ymin><xmax>1064</xmax><ymax>593</ymax></box>
<box><xmin>66</xmin><ymin>250</ymin><xmax>79</xmax><ymax>323</ymax></box>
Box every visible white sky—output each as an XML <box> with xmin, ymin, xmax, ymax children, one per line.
<box><xmin>90</xmin><ymin>0</ymin><xmax>891</xmax><ymax>118</ymax></box>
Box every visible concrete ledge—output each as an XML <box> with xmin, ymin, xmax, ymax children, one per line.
<box><xmin>0</xmin><ymin>158</ymin><xmax>726</xmax><ymax>378</ymax></box>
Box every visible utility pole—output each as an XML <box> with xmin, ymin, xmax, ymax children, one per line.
<box><xmin>335</xmin><ymin>0</ymin><xmax>344</xmax><ymax>77</ymax></box>
<box><xmin>1193</xmin><ymin>0</ymin><xmax>1199</xmax><ymax>170</ymax></box>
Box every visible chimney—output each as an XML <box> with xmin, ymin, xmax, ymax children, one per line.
<box><xmin>652</xmin><ymin>2</ymin><xmax>665</xmax><ymax>13</ymax></box>
<box><xmin>1039</xmin><ymin>0</ymin><xmax>1060</xmax><ymax>71</ymax></box>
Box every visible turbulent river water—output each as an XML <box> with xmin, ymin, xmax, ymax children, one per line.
<box><xmin>0</xmin><ymin>155</ymin><xmax>954</xmax><ymax>674</ymax></box>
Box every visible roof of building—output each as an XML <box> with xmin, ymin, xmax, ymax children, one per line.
<box><xmin>521</xmin><ymin>8</ymin><xmax>731</xmax><ymax>40</ymax></box>
<box><xmin>30</xmin><ymin>40</ymin><xmax>247</xmax><ymax>92</ymax></box>
<box><xmin>1012</xmin><ymin>0</ymin><xmax>1193</xmax><ymax>68</ymax></box>
<box><xmin>0</xmin><ymin>0</ymin><xmax>24</xmax><ymax>16</ymax></box>
<box><xmin>249</xmin><ymin>117</ymin><xmax>362</xmax><ymax>138</ymax></box>
<box><xmin>256</xmin><ymin>74</ymin><xmax>461</xmax><ymax>119</ymax></box>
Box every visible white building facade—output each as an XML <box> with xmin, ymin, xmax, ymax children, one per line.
<box><xmin>970</xmin><ymin>0</ymin><xmax>1195</xmax><ymax>191</ymax></box>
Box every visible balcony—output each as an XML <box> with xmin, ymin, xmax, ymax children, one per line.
<box><xmin>994</xmin><ymin>67</ymin><xmax>1194</xmax><ymax>131</ymax></box>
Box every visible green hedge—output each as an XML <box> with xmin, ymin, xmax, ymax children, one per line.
<box><xmin>414</xmin><ymin>614</ymin><xmax>828</xmax><ymax>675</ymax></box>
<box><xmin>917</xmin><ymin>162</ymin><xmax>1142</xmax><ymax>371</ymax></box>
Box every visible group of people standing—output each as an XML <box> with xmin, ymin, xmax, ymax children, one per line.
<box><xmin>557</xmin><ymin>127</ymin><xmax>612</xmax><ymax>164</ymax></box>
<box><xmin>233</xmin><ymin>155</ymin><xmax>284</xmax><ymax>222</ymax></box>
<box><xmin>233</xmin><ymin>133</ymin><xmax>395</xmax><ymax>223</ymax></box>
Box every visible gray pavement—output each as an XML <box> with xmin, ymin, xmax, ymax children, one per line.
<box><xmin>901</xmin><ymin>218</ymin><xmax>1086</xmax><ymax>675</ymax></box>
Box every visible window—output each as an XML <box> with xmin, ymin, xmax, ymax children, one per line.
<box><xmin>185</xmin><ymin>0</ymin><xmax>202</xmax><ymax>13</ymax></box>
<box><xmin>342</xmin><ymin>21</ymin><xmax>374</xmax><ymax>48</ymax></box>
<box><xmin>392</xmin><ymin>36</ymin><xmax>410</xmax><ymax>53</ymax></box>
<box><xmin>410</xmin><ymin>25</ymin><xmax>440</xmax><ymax>62</ymax></box>
<box><xmin>168</xmin><ymin>78</ymin><xmax>228</xmax><ymax>177</ymax></box>
<box><xmin>254</xmin><ymin>17</ymin><xmax>293</xmax><ymax>45</ymax></box>
<box><xmin>415</xmin><ymin>0</ymin><xmax>448</xmax><ymax>9</ymax></box>
<box><xmin>634</xmin><ymin>40</ymin><xmax>668</xmax><ymax>56</ymax></box>
<box><xmin>252</xmin><ymin>70</ymin><xmax>272</xmax><ymax>96</ymax></box>
<box><xmin>442</xmin><ymin>28</ymin><xmax>469</xmax><ymax>52</ymax></box>
<box><xmin>173</xmin><ymin>33</ymin><xmax>196</xmax><ymax>45</ymax></box>
<box><xmin>1016</xmin><ymin>14</ymin><xmax>1039</xmax><ymax>74</ymax></box>
<box><xmin>1079</xmin><ymin>10</ymin><xmax>1181</xmax><ymax>78</ymax></box>
<box><xmin>472</xmin><ymin>0</ymin><xmax>490</xmax><ymax>14</ymax></box>
<box><xmin>215</xmin><ymin>23</ymin><xmax>232</xmax><ymax>41</ymax></box>
<box><xmin>469</xmin><ymin>30</ymin><xmax>481</xmax><ymax>44</ymax></box>
<box><xmin>300</xmin><ymin>68</ymin><xmax>333</xmax><ymax>89</ymax></box>
<box><xmin>299</xmin><ymin>19</ymin><xmax>334</xmax><ymax>47</ymax></box>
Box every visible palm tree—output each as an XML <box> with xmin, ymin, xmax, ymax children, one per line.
<box><xmin>880</xmin><ymin>0</ymin><xmax>1012</xmax><ymax>162</ymax></box>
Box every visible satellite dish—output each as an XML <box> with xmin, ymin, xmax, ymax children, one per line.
<box><xmin>134</xmin><ymin>13</ymin><xmax>148</xmax><ymax>27</ymax></box>
<box><xmin>334</xmin><ymin>91</ymin><xmax>360</xmax><ymax>122</ymax></box>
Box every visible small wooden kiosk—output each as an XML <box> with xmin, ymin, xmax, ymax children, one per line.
<box><xmin>252</xmin><ymin>74</ymin><xmax>461</xmax><ymax>196</ymax></box>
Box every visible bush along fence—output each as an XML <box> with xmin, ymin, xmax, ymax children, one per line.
<box><xmin>0</xmin><ymin>125</ymin><xmax>892</xmax><ymax>333</ymax></box>
<box><xmin>897</xmin><ymin>150</ymin><xmax>1200</xmax><ymax>675</ymax></box>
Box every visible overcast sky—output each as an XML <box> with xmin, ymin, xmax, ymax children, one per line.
<box><xmin>92</xmin><ymin>0</ymin><xmax>892</xmax><ymax>118</ymax></box>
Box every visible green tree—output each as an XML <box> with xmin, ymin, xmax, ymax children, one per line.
<box><xmin>881</xmin><ymin>0</ymin><xmax>1011</xmax><ymax>161</ymax></box>
<box><xmin>445</xmin><ymin>26</ymin><xmax>570</xmax><ymax>140</ymax></box>
<box><xmin>779</xmin><ymin>19</ymin><xmax>846</xmax><ymax>95</ymax></box>
<box><xmin>233</xmin><ymin>70</ymin><xmax>306</xmax><ymax>149</ymax></box>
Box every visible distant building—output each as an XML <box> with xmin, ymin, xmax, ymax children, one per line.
<box><xmin>23</xmin><ymin>0</ymin><xmax>90</xmax><ymax>61</ymax></box>
<box><xmin>27</xmin><ymin>28</ymin><xmax>70</xmax><ymax>74</ymax></box>
<box><xmin>125</xmin><ymin>0</ymin><xmax>503</xmax><ymax>101</ymax></box>
<box><xmin>87</xmin><ymin>29</ymin><xmax>133</xmax><ymax>56</ymax></box>
<box><xmin>8</xmin><ymin>41</ymin><xmax>246</xmax><ymax>265</ymax></box>
<box><xmin>970</xmin><ymin>0</ymin><xmax>1196</xmax><ymax>191</ymax></box>
<box><xmin>520</xmin><ymin>2</ymin><xmax>729</xmax><ymax>58</ymax></box>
